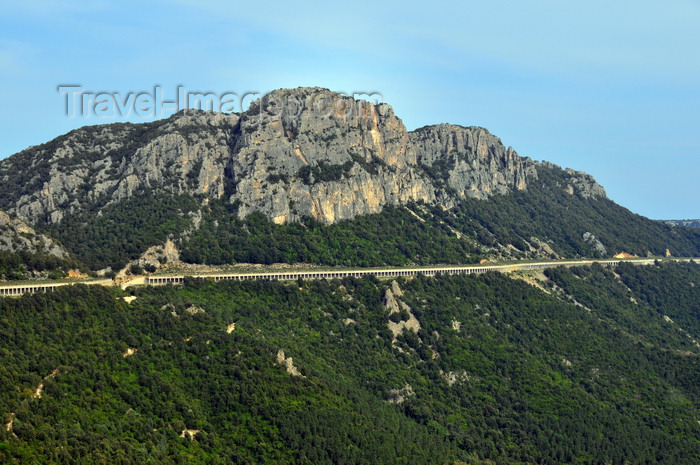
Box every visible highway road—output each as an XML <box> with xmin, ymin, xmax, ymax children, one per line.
<box><xmin>2</xmin><ymin>257</ymin><xmax>695</xmax><ymax>297</ymax></box>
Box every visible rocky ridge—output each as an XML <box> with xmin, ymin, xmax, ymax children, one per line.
<box><xmin>0</xmin><ymin>209</ymin><xmax>70</xmax><ymax>258</ymax></box>
<box><xmin>0</xmin><ymin>87</ymin><xmax>605</xmax><ymax>226</ymax></box>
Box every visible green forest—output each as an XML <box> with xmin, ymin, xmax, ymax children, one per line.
<box><xmin>44</xmin><ymin>192</ymin><xmax>200</xmax><ymax>272</ymax></box>
<box><xmin>433</xmin><ymin>166</ymin><xmax>700</xmax><ymax>259</ymax></box>
<box><xmin>179</xmin><ymin>205</ymin><xmax>482</xmax><ymax>267</ymax></box>
<box><xmin>0</xmin><ymin>250</ymin><xmax>82</xmax><ymax>281</ymax></box>
<box><xmin>1</xmin><ymin>261</ymin><xmax>697</xmax><ymax>464</ymax></box>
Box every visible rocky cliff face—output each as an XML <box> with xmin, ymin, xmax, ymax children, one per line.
<box><xmin>0</xmin><ymin>113</ymin><xmax>238</xmax><ymax>224</ymax></box>
<box><xmin>228</xmin><ymin>88</ymin><xmax>437</xmax><ymax>223</ymax></box>
<box><xmin>0</xmin><ymin>210</ymin><xmax>70</xmax><ymax>258</ymax></box>
<box><xmin>0</xmin><ymin>87</ymin><xmax>605</xmax><ymax>226</ymax></box>
<box><xmin>410</xmin><ymin>124</ymin><xmax>538</xmax><ymax>200</ymax></box>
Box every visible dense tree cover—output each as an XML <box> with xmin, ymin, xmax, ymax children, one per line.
<box><xmin>615</xmin><ymin>260</ymin><xmax>700</xmax><ymax>344</ymax></box>
<box><xmin>180</xmin><ymin>204</ymin><xmax>482</xmax><ymax>266</ymax></box>
<box><xmin>0</xmin><ymin>250</ymin><xmax>82</xmax><ymax>281</ymax></box>
<box><xmin>179</xmin><ymin>163</ymin><xmax>700</xmax><ymax>266</ymax></box>
<box><xmin>1</xmin><ymin>262</ymin><xmax>698</xmax><ymax>463</ymax></box>
<box><xmin>44</xmin><ymin>192</ymin><xmax>200</xmax><ymax>272</ymax></box>
<box><xmin>438</xmin><ymin>166</ymin><xmax>700</xmax><ymax>258</ymax></box>
<box><xmin>0</xmin><ymin>284</ymin><xmax>450</xmax><ymax>464</ymax></box>
<box><xmin>544</xmin><ymin>263</ymin><xmax>699</xmax><ymax>354</ymax></box>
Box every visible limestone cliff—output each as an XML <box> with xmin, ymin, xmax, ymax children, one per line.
<box><xmin>0</xmin><ymin>87</ymin><xmax>606</xmax><ymax>226</ymax></box>
<box><xmin>0</xmin><ymin>209</ymin><xmax>70</xmax><ymax>258</ymax></box>
<box><xmin>0</xmin><ymin>112</ymin><xmax>238</xmax><ymax>224</ymax></box>
<box><xmin>228</xmin><ymin>87</ymin><xmax>436</xmax><ymax>223</ymax></box>
<box><xmin>410</xmin><ymin>124</ymin><xmax>537</xmax><ymax>199</ymax></box>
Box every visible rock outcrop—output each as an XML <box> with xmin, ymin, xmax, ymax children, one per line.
<box><xmin>0</xmin><ymin>113</ymin><xmax>238</xmax><ymax>224</ymax></box>
<box><xmin>276</xmin><ymin>349</ymin><xmax>304</xmax><ymax>377</ymax></box>
<box><xmin>116</xmin><ymin>239</ymin><xmax>181</xmax><ymax>279</ymax></box>
<box><xmin>410</xmin><ymin>124</ymin><xmax>537</xmax><ymax>199</ymax></box>
<box><xmin>0</xmin><ymin>87</ymin><xmax>606</xmax><ymax>227</ymax></box>
<box><xmin>0</xmin><ymin>209</ymin><xmax>70</xmax><ymax>258</ymax></box>
<box><xmin>384</xmin><ymin>281</ymin><xmax>421</xmax><ymax>340</ymax></box>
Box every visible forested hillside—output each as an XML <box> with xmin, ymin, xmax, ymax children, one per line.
<box><xmin>1</xmin><ymin>261</ymin><xmax>697</xmax><ymax>464</ymax></box>
<box><xmin>0</xmin><ymin>250</ymin><xmax>82</xmax><ymax>281</ymax></box>
<box><xmin>0</xmin><ymin>210</ymin><xmax>80</xmax><ymax>280</ymax></box>
<box><xmin>177</xmin><ymin>165</ymin><xmax>700</xmax><ymax>266</ymax></box>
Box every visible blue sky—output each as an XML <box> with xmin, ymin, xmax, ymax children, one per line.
<box><xmin>1</xmin><ymin>0</ymin><xmax>698</xmax><ymax>219</ymax></box>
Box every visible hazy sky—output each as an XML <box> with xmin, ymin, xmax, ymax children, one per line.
<box><xmin>1</xmin><ymin>0</ymin><xmax>698</xmax><ymax>219</ymax></box>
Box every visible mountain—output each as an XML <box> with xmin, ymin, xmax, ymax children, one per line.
<box><xmin>1</xmin><ymin>86</ymin><xmax>699</xmax><ymax>464</ymax></box>
<box><xmin>0</xmin><ymin>209</ymin><xmax>79</xmax><ymax>280</ymax></box>
<box><xmin>0</xmin><ymin>87</ymin><xmax>697</xmax><ymax>271</ymax></box>
<box><xmin>1</xmin><ymin>261</ymin><xmax>698</xmax><ymax>464</ymax></box>
<box><xmin>0</xmin><ymin>87</ymin><xmax>586</xmax><ymax>225</ymax></box>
